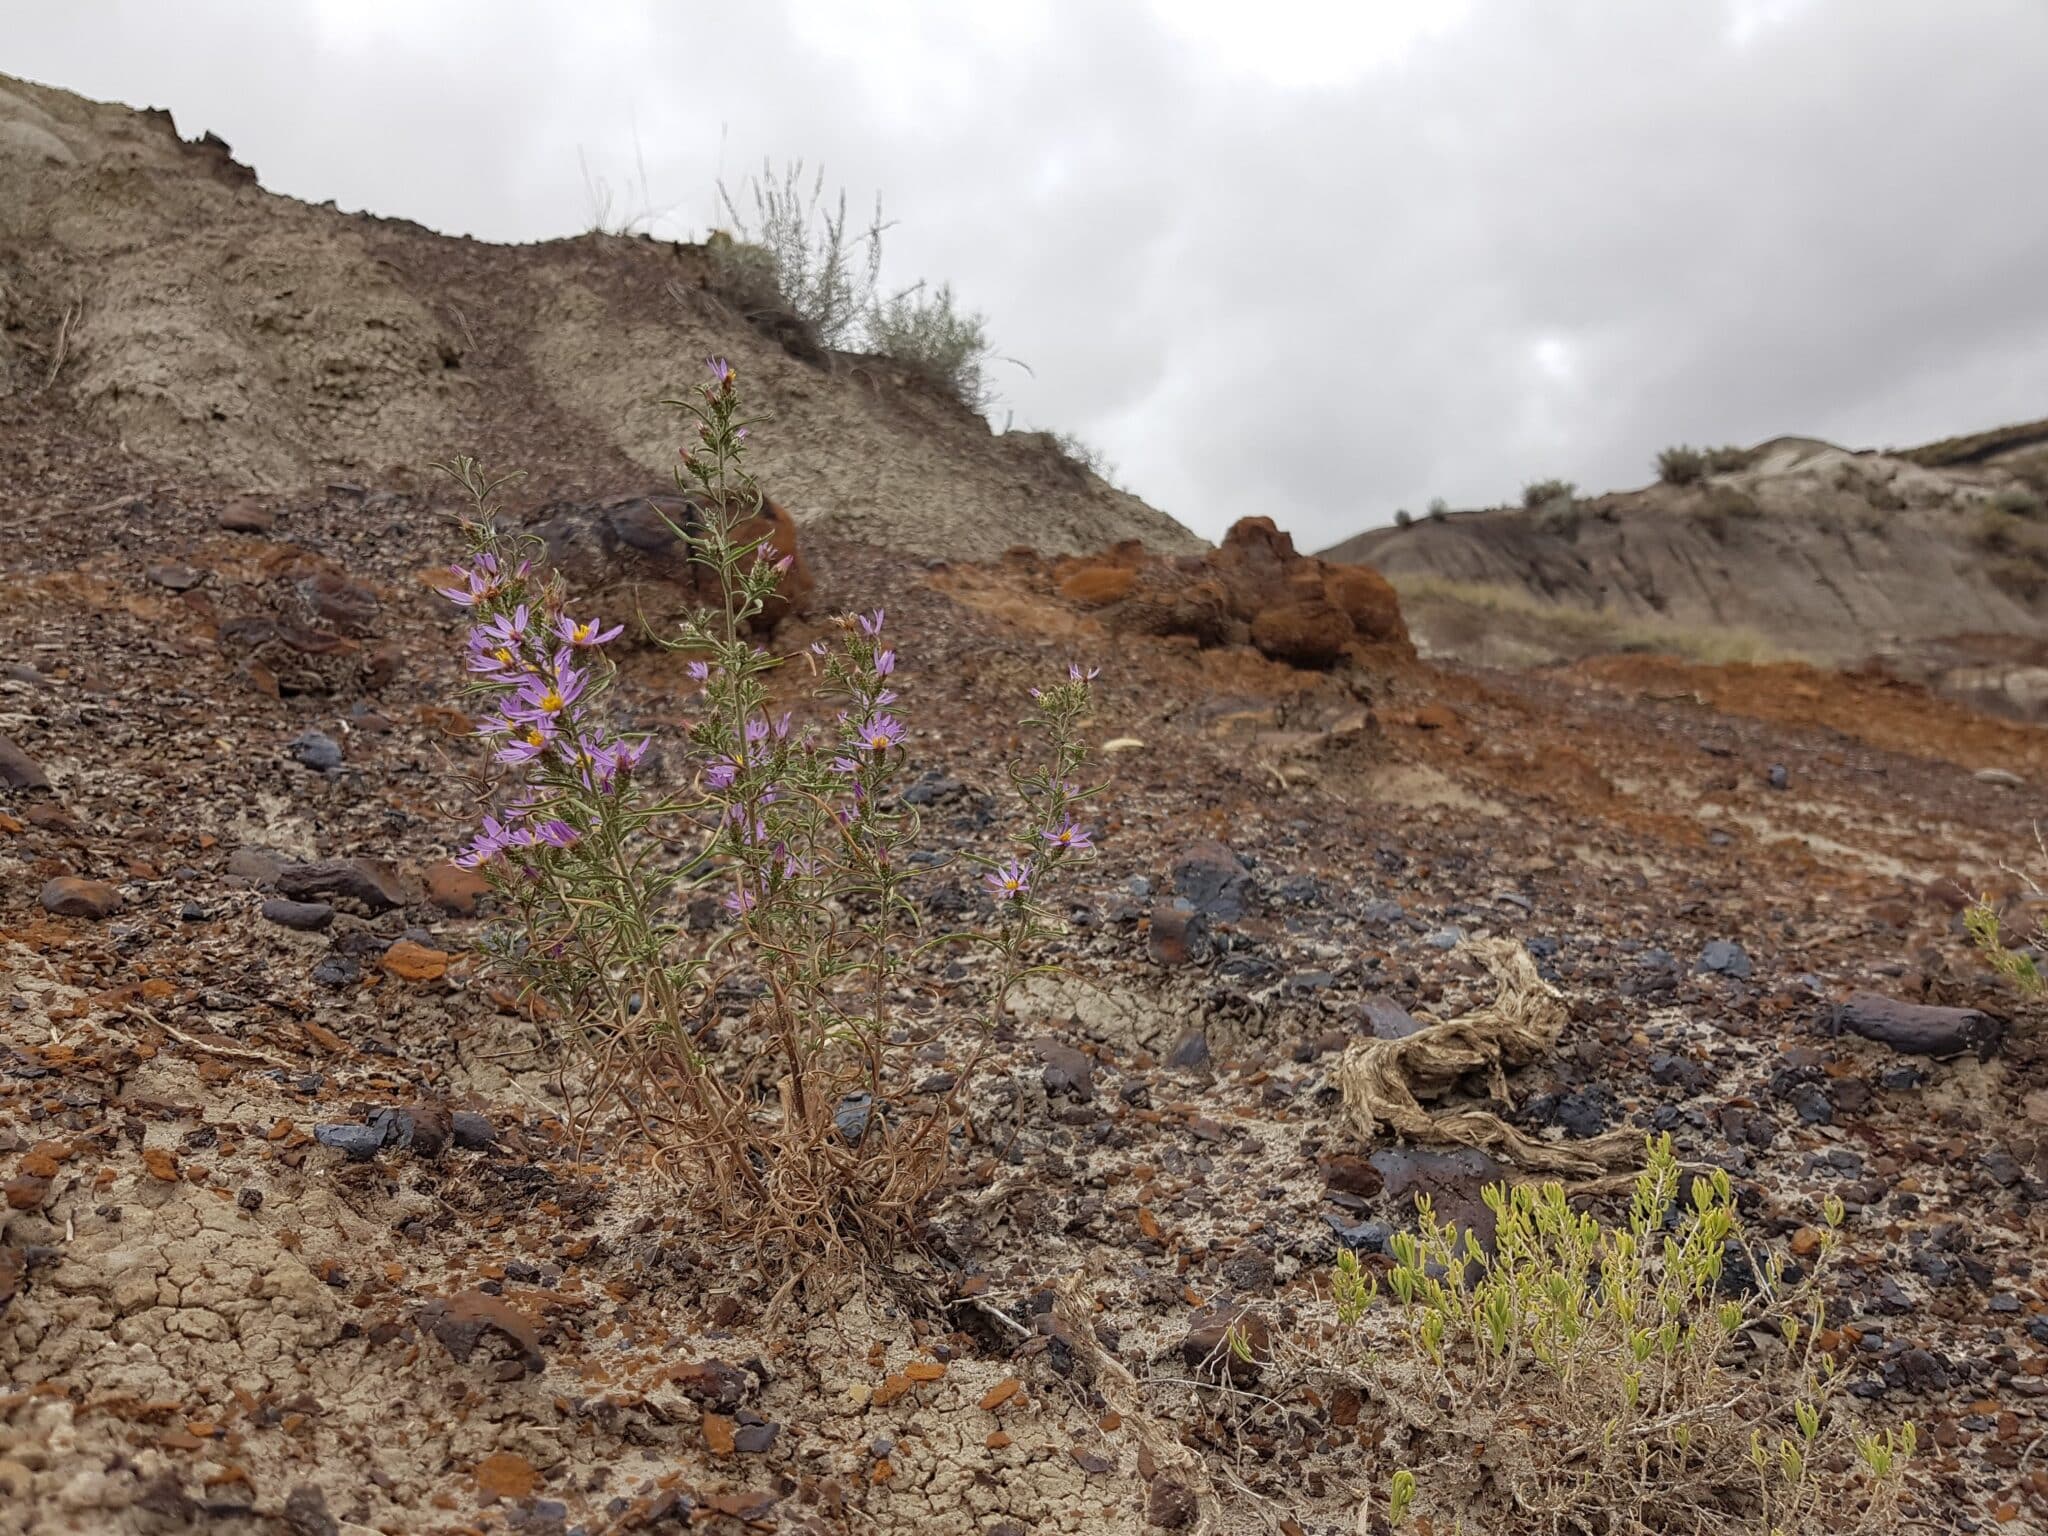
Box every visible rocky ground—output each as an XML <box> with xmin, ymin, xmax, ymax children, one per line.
<box><xmin>4</xmin><ymin>469</ymin><xmax>2047</xmax><ymax>1536</ymax></box>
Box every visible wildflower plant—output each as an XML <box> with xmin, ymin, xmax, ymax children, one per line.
<box><xmin>1965</xmin><ymin>824</ymin><xmax>2048</xmax><ymax>998</ymax></box>
<box><xmin>1329</xmin><ymin>1135</ymin><xmax>1913</xmax><ymax>1535</ymax></box>
<box><xmin>435</xmin><ymin>359</ymin><xmax>1098</xmax><ymax>1261</ymax></box>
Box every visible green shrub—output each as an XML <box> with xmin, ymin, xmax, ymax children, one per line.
<box><xmin>869</xmin><ymin>281</ymin><xmax>998</xmax><ymax>410</ymax></box>
<box><xmin>1658</xmin><ymin>445</ymin><xmax>1707</xmax><ymax>485</ymax></box>
<box><xmin>1427</xmin><ymin>497</ymin><xmax>1450</xmax><ymax>521</ymax></box>
<box><xmin>1966</xmin><ymin>833</ymin><xmax>2047</xmax><ymax>994</ymax></box>
<box><xmin>1704</xmin><ymin>444</ymin><xmax>1752</xmax><ymax>473</ymax></box>
<box><xmin>1522</xmin><ymin>478</ymin><xmax>1575</xmax><ymax>510</ymax></box>
<box><xmin>714</xmin><ymin>159</ymin><xmax>883</xmax><ymax>347</ymax></box>
<box><xmin>1394</xmin><ymin>508</ymin><xmax>1414</xmax><ymax>528</ymax></box>
<box><xmin>1991</xmin><ymin>485</ymin><xmax>2045</xmax><ymax>519</ymax></box>
<box><xmin>1331</xmin><ymin>1135</ymin><xmax>1914</xmax><ymax>1534</ymax></box>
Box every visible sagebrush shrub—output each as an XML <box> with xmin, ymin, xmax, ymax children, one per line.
<box><xmin>1330</xmin><ymin>1135</ymin><xmax>1913</xmax><ymax>1535</ymax></box>
<box><xmin>713</xmin><ymin>160</ymin><xmax>883</xmax><ymax>347</ymax></box>
<box><xmin>436</xmin><ymin>360</ymin><xmax>1096</xmax><ymax>1263</ymax></box>
<box><xmin>1991</xmin><ymin>485</ymin><xmax>2045</xmax><ymax>519</ymax></box>
<box><xmin>869</xmin><ymin>281</ymin><xmax>998</xmax><ymax>410</ymax></box>
<box><xmin>1658</xmin><ymin>445</ymin><xmax>1707</xmax><ymax>485</ymax></box>
<box><xmin>1522</xmin><ymin>478</ymin><xmax>1575</xmax><ymax>510</ymax></box>
<box><xmin>1705</xmin><ymin>444</ymin><xmax>1752</xmax><ymax>474</ymax></box>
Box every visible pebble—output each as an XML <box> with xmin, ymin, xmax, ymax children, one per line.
<box><xmin>1180</xmin><ymin>1302</ymin><xmax>1270</xmax><ymax>1386</ymax></box>
<box><xmin>0</xmin><ymin>734</ymin><xmax>50</xmax><ymax>792</ymax></box>
<box><xmin>260</xmin><ymin>897</ymin><xmax>335</xmax><ymax>931</ymax></box>
<box><xmin>1036</xmin><ymin>1040</ymin><xmax>1095</xmax><ymax>1101</ymax></box>
<box><xmin>39</xmin><ymin>877</ymin><xmax>121</xmax><ymax>919</ymax></box>
<box><xmin>1165</xmin><ymin>1032</ymin><xmax>1211</xmax><ymax>1070</ymax></box>
<box><xmin>314</xmin><ymin>1123</ymin><xmax>384</xmax><ymax>1161</ymax></box>
<box><xmin>1148</xmin><ymin>901</ymin><xmax>1211</xmax><ymax>966</ymax></box>
<box><xmin>288</xmin><ymin>729</ymin><xmax>344</xmax><ymax>772</ymax></box>
<box><xmin>1766</xmin><ymin>764</ymin><xmax>1789</xmax><ymax>790</ymax></box>
<box><xmin>451</xmin><ymin>1112</ymin><xmax>497</xmax><ymax>1150</ymax></box>
<box><xmin>1424</xmin><ymin>926</ymin><xmax>1464</xmax><ymax>950</ymax></box>
<box><xmin>310</xmin><ymin>955</ymin><xmax>360</xmax><ymax>989</ymax></box>
<box><xmin>277</xmin><ymin>857</ymin><xmax>411</xmax><ymax>913</ymax></box>
<box><xmin>1171</xmin><ymin>840</ymin><xmax>1252</xmax><ymax>920</ymax></box>
<box><xmin>1697</xmin><ymin>939</ymin><xmax>1752</xmax><ymax>978</ymax></box>
<box><xmin>1360</xmin><ymin>995</ymin><xmax>1425</xmax><ymax>1040</ymax></box>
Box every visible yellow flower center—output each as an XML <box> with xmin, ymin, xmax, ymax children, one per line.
<box><xmin>574</xmin><ymin>622</ymin><xmax>593</xmax><ymax>641</ymax></box>
<box><xmin>539</xmin><ymin>689</ymin><xmax>564</xmax><ymax>713</ymax></box>
<box><xmin>494</xmin><ymin>647</ymin><xmax>514</xmax><ymax>666</ymax></box>
<box><xmin>525</xmin><ymin>729</ymin><xmax>546</xmax><ymax>748</ymax></box>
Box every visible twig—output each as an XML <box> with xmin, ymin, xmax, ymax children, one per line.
<box><xmin>33</xmin><ymin>297</ymin><xmax>80</xmax><ymax>397</ymax></box>
<box><xmin>134</xmin><ymin>1007</ymin><xmax>295</xmax><ymax>1070</ymax></box>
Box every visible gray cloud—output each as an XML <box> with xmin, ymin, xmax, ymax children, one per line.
<box><xmin>12</xmin><ymin>0</ymin><xmax>2047</xmax><ymax>545</ymax></box>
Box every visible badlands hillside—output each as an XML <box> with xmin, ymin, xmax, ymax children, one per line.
<box><xmin>1325</xmin><ymin>427</ymin><xmax>2048</xmax><ymax>718</ymax></box>
<box><xmin>0</xmin><ymin>74</ymin><xmax>1199</xmax><ymax>562</ymax></box>
<box><xmin>2</xmin><ymin>73</ymin><xmax>2047</xmax><ymax>1536</ymax></box>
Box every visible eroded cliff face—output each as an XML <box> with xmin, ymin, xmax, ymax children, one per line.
<box><xmin>1324</xmin><ymin>434</ymin><xmax>2048</xmax><ymax>680</ymax></box>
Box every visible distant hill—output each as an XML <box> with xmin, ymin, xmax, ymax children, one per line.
<box><xmin>0</xmin><ymin>74</ymin><xmax>1203</xmax><ymax>562</ymax></box>
<box><xmin>1321</xmin><ymin>427</ymin><xmax>2048</xmax><ymax>712</ymax></box>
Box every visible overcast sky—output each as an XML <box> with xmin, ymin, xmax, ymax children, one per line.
<box><xmin>11</xmin><ymin>0</ymin><xmax>2048</xmax><ymax>546</ymax></box>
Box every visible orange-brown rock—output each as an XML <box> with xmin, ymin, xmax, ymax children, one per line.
<box><xmin>529</xmin><ymin>490</ymin><xmax>813</xmax><ymax>637</ymax></box>
<box><xmin>1044</xmin><ymin>515</ymin><xmax>1408</xmax><ymax>669</ymax></box>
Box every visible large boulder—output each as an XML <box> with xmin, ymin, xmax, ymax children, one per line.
<box><xmin>526</xmin><ymin>490</ymin><xmax>813</xmax><ymax>637</ymax></box>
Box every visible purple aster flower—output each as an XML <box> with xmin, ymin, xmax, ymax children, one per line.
<box><xmin>874</xmin><ymin>649</ymin><xmax>896</xmax><ymax>677</ymax></box>
<box><xmin>808</xmin><ymin>640</ymin><xmax>829</xmax><ymax>658</ymax></box>
<box><xmin>829</xmin><ymin>754</ymin><xmax>860</xmax><ymax>776</ymax></box>
<box><xmin>985</xmin><ymin>857</ymin><xmax>1032</xmax><ymax>901</ymax></box>
<box><xmin>533</xmin><ymin>819</ymin><xmax>580</xmax><ymax>848</ymax></box>
<box><xmin>1042</xmin><ymin>820</ymin><xmax>1094</xmax><ymax>852</ymax></box>
<box><xmin>1068</xmin><ymin>663</ymin><xmax>1101</xmax><ymax>682</ymax></box>
<box><xmin>706</xmin><ymin>356</ymin><xmax>732</xmax><ymax>383</ymax></box>
<box><xmin>857</xmin><ymin>608</ymin><xmax>885</xmax><ymax>637</ymax></box>
<box><xmin>505</xmin><ymin>663</ymin><xmax>590</xmax><ymax>724</ymax></box>
<box><xmin>686</xmin><ymin>660</ymin><xmax>711</xmax><ymax>682</ymax></box>
<box><xmin>555</xmin><ymin>613</ymin><xmax>623</xmax><ymax>648</ymax></box>
<box><xmin>704</xmin><ymin>757</ymin><xmax>739</xmax><ymax>790</ymax></box>
<box><xmin>722</xmin><ymin>886</ymin><xmax>756</xmax><ymax>915</ymax></box>
<box><xmin>495</xmin><ymin>717</ymin><xmax>559</xmax><ymax>765</ymax></box>
<box><xmin>454</xmin><ymin>814</ymin><xmax>513</xmax><ymax>868</ymax></box>
<box><xmin>856</xmin><ymin>715</ymin><xmax>904</xmax><ymax>753</ymax></box>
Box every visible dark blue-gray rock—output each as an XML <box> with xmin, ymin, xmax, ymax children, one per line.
<box><xmin>1360</xmin><ymin>995</ymin><xmax>1426</xmax><ymax>1040</ymax></box>
<box><xmin>1358</xmin><ymin>899</ymin><xmax>1408</xmax><ymax>927</ymax></box>
<box><xmin>1766</xmin><ymin>763</ymin><xmax>1789</xmax><ymax>791</ymax></box>
<box><xmin>260</xmin><ymin>897</ymin><xmax>334</xmax><ymax>931</ymax></box>
<box><xmin>288</xmin><ymin>729</ymin><xmax>344</xmax><ymax>772</ymax></box>
<box><xmin>1832</xmin><ymin>993</ymin><xmax>2004</xmax><ymax>1061</ymax></box>
<box><xmin>1697</xmin><ymin>940</ymin><xmax>1752</xmax><ymax>978</ymax></box>
<box><xmin>833</xmin><ymin>1092</ymin><xmax>875</xmax><ymax>1143</ymax></box>
<box><xmin>1171</xmin><ymin>840</ymin><xmax>1252</xmax><ymax>920</ymax></box>
<box><xmin>0</xmin><ymin>733</ymin><xmax>49</xmax><ymax>793</ymax></box>
<box><xmin>1035</xmin><ymin>1039</ymin><xmax>1095</xmax><ymax>1101</ymax></box>
<box><xmin>451</xmin><ymin>1111</ymin><xmax>496</xmax><ymax>1150</ymax></box>
<box><xmin>282</xmin><ymin>1484</ymin><xmax>340</xmax><ymax>1536</ymax></box>
<box><xmin>1322</xmin><ymin>1212</ymin><xmax>1395</xmax><ymax>1251</ymax></box>
<box><xmin>1424</xmin><ymin>926</ymin><xmax>1464</xmax><ymax>950</ymax></box>
<box><xmin>1165</xmin><ymin>1032</ymin><xmax>1211</xmax><ymax>1070</ymax></box>
<box><xmin>1126</xmin><ymin>875</ymin><xmax>1152</xmax><ymax>900</ymax></box>
<box><xmin>310</xmin><ymin>954</ymin><xmax>360</xmax><ymax>989</ymax></box>
<box><xmin>314</xmin><ymin>1122</ymin><xmax>384</xmax><ymax>1161</ymax></box>
<box><xmin>367</xmin><ymin>1107</ymin><xmax>417</xmax><ymax>1149</ymax></box>
<box><xmin>1285</xmin><ymin>970</ymin><xmax>1335</xmax><ymax>994</ymax></box>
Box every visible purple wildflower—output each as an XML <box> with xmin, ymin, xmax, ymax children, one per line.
<box><xmin>985</xmin><ymin>857</ymin><xmax>1032</xmax><ymax>901</ymax></box>
<box><xmin>706</xmin><ymin>356</ymin><xmax>732</xmax><ymax>383</ymax></box>
<box><xmin>1042</xmin><ymin>820</ymin><xmax>1094</xmax><ymax>852</ymax></box>
<box><xmin>505</xmin><ymin>663</ymin><xmax>590</xmax><ymax>725</ymax></box>
<box><xmin>1068</xmin><ymin>662</ymin><xmax>1101</xmax><ymax>682</ymax></box>
<box><xmin>857</xmin><ymin>715</ymin><xmax>904</xmax><ymax>753</ymax></box>
<box><xmin>722</xmin><ymin>886</ymin><xmax>757</xmax><ymax>915</ymax></box>
<box><xmin>555</xmin><ymin>613</ymin><xmax>623</xmax><ymax>648</ymax></box>
<box><xmin>454</xmin><ymin>814</ymin><xmax>514</xmax><ymax>868</ymax></box>
<box><xmin>495</xmin><ymin>717</ymin><xmax>560</xmax><ymax>765</ymax></box>
<box><xmin>704</xmin><ymin>757</ymin><xmax>739</xmax><ymax>790</ymax></box>
<box><xmin>857</xmin><ymin>608</ymin><xmax>885</xmax><ymax>637</ymax></box>
<box><xmin>686</xmin><ymin>659</ymin><xmax>711</xmax><ymax>682</ymax></box>
<box><xmin>874</xmin><ymin>649</ymin><xmax>896</xmax><ymax>677</ymax></box>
